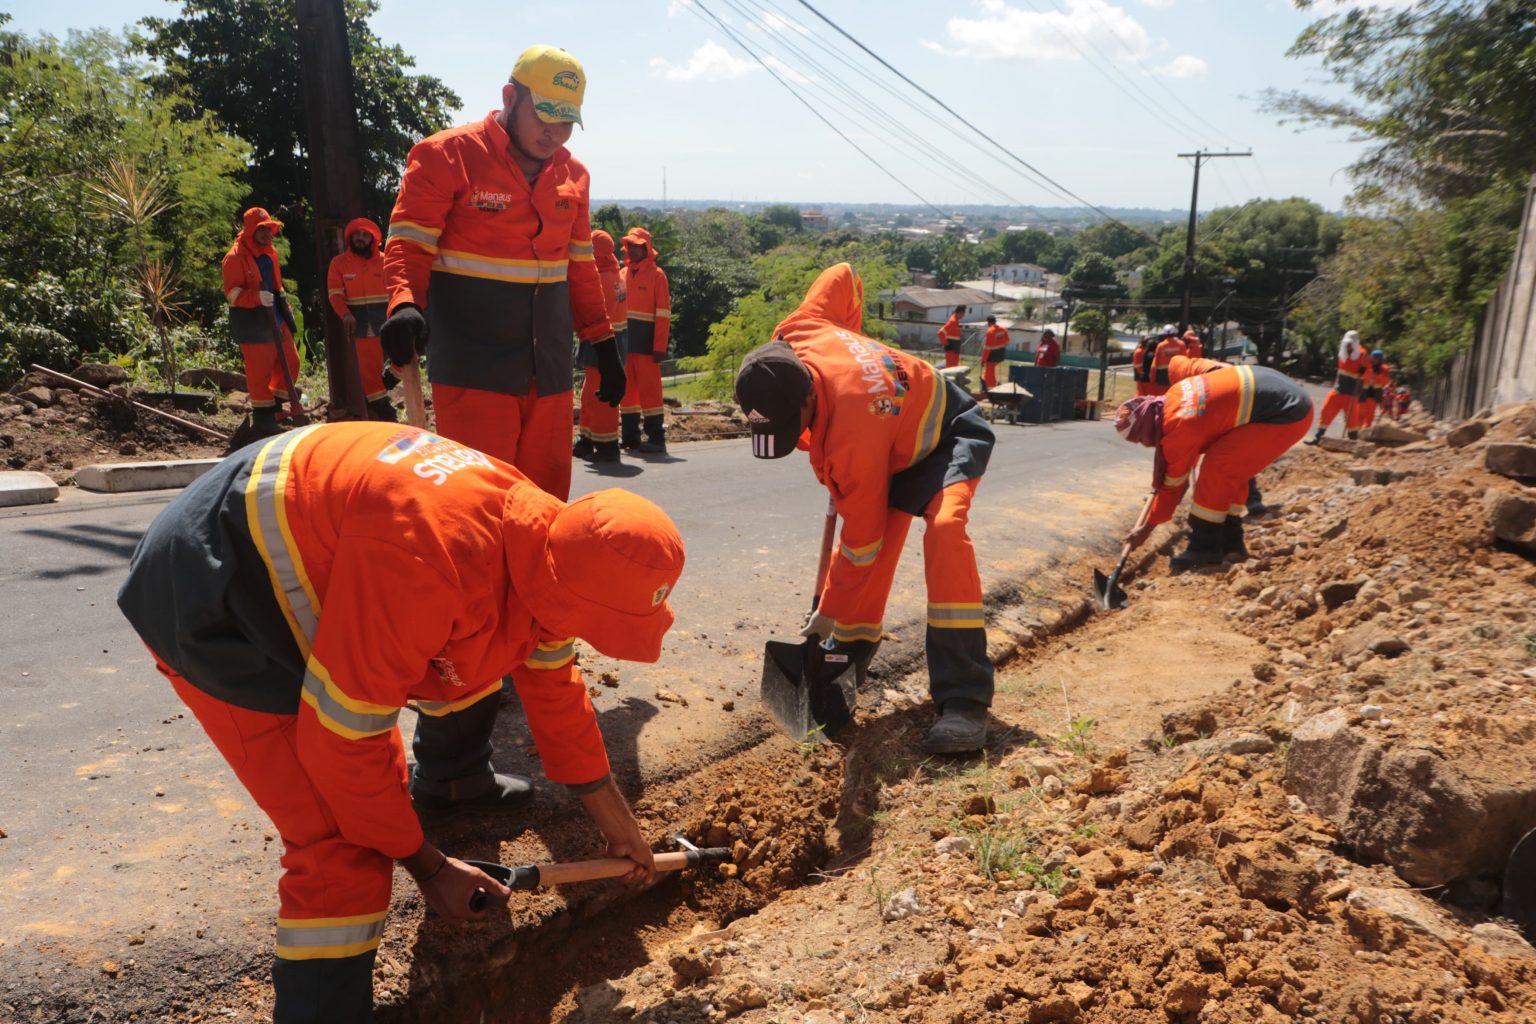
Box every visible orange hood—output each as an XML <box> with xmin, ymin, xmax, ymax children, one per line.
<box><xmin>344</xmin><ymin>217</ymin><xmax>382</xmax><ymax>247</ymax></box>
<box><xmin>591</xmin><ymin>229</ymin><xmax>620</xmax><ymax>274</ymax></box>
<box><xmin>237</xmin><ymin>206</ymin><xmax>282</xmax><ymax>256</ymax></box>
<box><xmin>774</xmin><ymin>262</ymin><xmax>864</xmax><ymax>337</ymax></box>
<box><xmin>622</xmin><ymin>225</ymin><xmax>657</xmax><ymax>264</ymax></box>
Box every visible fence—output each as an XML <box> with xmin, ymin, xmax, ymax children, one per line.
<box><xmin>1431</xmin><ymin>173</ymin><xmax>1536</xmax><ymax>419</ymax></box>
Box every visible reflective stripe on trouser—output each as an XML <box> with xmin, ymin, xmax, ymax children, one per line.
<box><xmin>352</xmin><ymin>335</ymin><xmax>387</xmax><ymax>401</ymax></box>
<box><xmin>826</xmin><ymin>478</ymin><xmax>993</xmax><ymax>708</ymax></box>
<box><xmin>619</xmin><ymin>353</ymin><xmax>664</xmax><ymax>417</ymax></box>
<box><xmin>578</xmin><ymin>367</ymin><xmax>620</xmax><ymax>443</ymax></box>
<box><xmin>432</xmin><ymin>381</ymin><xmax>573</xmax><ymax>501</ymax></box>
<box><xmin>1317</xmin><ymin>389</ymin><xmax>1353</xmax><ymax>431</ymax></box>
<box><xmin>1189</xmin><ymin>417</ymin><xmax>1313</xmax><ymax>524</ymax></box>
<box><xmin>155</xmin><ymin>662</ymin><xmax>388</xmax><ymax>1024</ymax></box>
<box><xmin>240</xmin><ymin>334</ymin><xmax>302</xmax><ymax>408</ymax></box>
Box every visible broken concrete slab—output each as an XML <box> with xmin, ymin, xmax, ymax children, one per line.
<box><xmin>1445</xmin><ymin>420</ymin><xmax>1489</xmax><ymax>448</ymax></box>
<box><xmin>1348</xmin><ymin>465</ymin><xmax>1415</xmax><ymax>486</ymax></box>
<box><xmin>1487</xmin><ymin>491</ymin><xmax>1536</xmax><ymax>551</ymax></box>
<box><xmin>74</xmin><ymin>458</ymin><xmax>221</xmax><ymax>493</ymax></box>
<box><xmin>1346</xmin><ymin>887</ymin><xmax>1459</xmax><ymax>944</ymax></box>
<box><xmin>1364</xmin><ymin>423</ymin><xmax>1428</xmax><ymax>445</ymax></box>
<box><xmin>1487</xmin><ymin>442</ymin><xmax>1536</xmax><ymax>479</ymax></box>
<box><xmin>1318</xmin><ymin>437</ymin><xmax>1374</xmax><ymax>456</ymax></box>
<box><xmin>0</xmin><ymin>470</ymin><xmax>61</xmax><ymax>507</ymax></box>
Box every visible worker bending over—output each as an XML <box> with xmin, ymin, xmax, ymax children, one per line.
<box><xmin>1117</xmin><ymin>361</ymin><xmax>1313</xmax><ymax>569</ymax></box>
<box><xmin>735</xmin><ymin>263</ymin><xmax>996</xmax><ymax>754</ymax></box>
<box><xmin>118</xmin><ymin>421</ymin><xmax>681</xmax><ymax>1024</ymax></box>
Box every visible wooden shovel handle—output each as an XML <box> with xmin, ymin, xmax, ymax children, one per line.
<box><xmin>537</xmin><ymin>850</ymin><xmax>700</xmax><ymax>887</ymax></box>
<box><xmin>812</xmin><ymin>494</ymin><xmax>837</xmax><ymax>597</ymax></box>
<box><xmin>401</xmin><ymin>359</ymin><xmax>428</xmax><ymax>428</ymax></box>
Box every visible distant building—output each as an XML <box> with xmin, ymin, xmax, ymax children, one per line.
<box><xmin>800</xmin><ymin>209</ymin><xmax>830</xmax><ymax>230</ymax></box>
<box><xmin>983</xmin><ymin>262</ymin><xmax>1047</xmax><ymax>286</ymax></box>
<box><xmin>876</xmin><ymin>286</ymin><xmax>995</xmax><ymax>348</ymax></box>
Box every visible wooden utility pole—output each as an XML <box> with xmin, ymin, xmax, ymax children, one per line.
<box><xmin>1177</xmin><ymin>149</ymin><xmax>1251</xmax><ymax>333</ymax></box>
<box><xmin>296</xmin><ymin>0</ymin><xmax>368</xmax><ymax>419</ymax></box>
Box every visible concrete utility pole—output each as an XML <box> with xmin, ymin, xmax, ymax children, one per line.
<box><xmin>296</xmin><ymin>0</ymin><xmax>368</xmax><ymax>419</ymax></box>
<box><xmin>1177</xmin><ymin>149</ymin><xmax>1251</xmax><ymax>333</ymax></box>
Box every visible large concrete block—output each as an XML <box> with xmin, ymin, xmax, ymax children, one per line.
<box><xmin>74</xmin><ymin>459</ymin><xmax>221</xmax><ymax>493</ymax></box>
<box><xmin>1487</xmin><ymin>491</ymin><xmax>1536</xmax><ymax>551</ymax></box>
<box><xmin>1487</xmin><ymin>442</ymin><xmax>1536</xmax><ymax>479</ymax></box>
<box><xmin>0</xmin><ymin>471</ymin><xmax>60</xmax><ymax>507</ymax></box>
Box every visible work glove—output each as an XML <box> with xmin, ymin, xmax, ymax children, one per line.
<box><xmin>381</xmin><ymin>304</ymin><xmax>428</xmax><ymax>367</ymax></box>
<box><xmin>594</xmin><ymin>335</ymin><xmax>626</xmax><ymax>406</ymax></box>
<box><xmin>257</xmin><ymin>290</ymin><xmax>275</xmax><ymax>307</ymax></box>
<box><xmin>799</xmin><ymin>609</ymin><xmax>835</xmax><ymax>640</ymax></box>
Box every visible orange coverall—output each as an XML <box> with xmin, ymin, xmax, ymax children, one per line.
<box><xmin>1353</xmin><ymin>359</ymin><xmax>1390</xmax><ymax>430</ymax></box>
<box><xmin>618</xmin><ymin>227</ymin><xmax>671</xmax><ymax>448</ymax></box>
<box><xmin>326</xmin><ymin>217</ymin><xmax>388</xmax><ymax>404</ymax></box>
<box><xmin>1151</xmin><ymin>335</ymin><xmax>1186</xmax><ymax>392</ymax></box>
<box><xmin>1131</xmin><ymin>340</ymin><xmax>1153</xmax><ymax>396</ymax></box>
<box><xmin>117</xmin><ymin>422</ymin><xmax>618</xmax><ymax>1019</ymax></box>
<box><xmin>779</xmin><ymin>265</ymin><xmax>995</xmax><ymax>709</ymax></box>
<box><xmin>1316</xmin><ymin>349</ymin><xmax>1366</xmax><ymax>434</ymax></box>
<box><xmin>385</xmin><ymin>111</ymin><xmax>611</xmax><ymax>500</ymax></box>
<box><xmin>981</xmin><ymin>323</ymin><xmax>1010</xmax><ymax>389</ymax></box>
<box><xmin>937</xmin><ymin>313</ymin><xmax>963</xmax><ymax>369</ymax></box>
<box><xmin>577</xmin><ymin>229</ymin><xmax>626</xmax><ymax>447</ymax></box>
<box><xmin>1148</xmin><ymin>364</ymin><xmax>1314</xmax><ymax>528</ymax></box>
<box><xmin>222</xmin><ymin>208</ymin><xmax>301</xmax><ymax>411</ymax></box>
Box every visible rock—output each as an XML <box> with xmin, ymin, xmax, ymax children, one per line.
<box><xmin>68</xmin><ymin>363</ymin><xmax>128</xmax><ymax>389</ymax></box>
<box><xmin>21</xmin><ymin>386</ymin><xmax>54</xmax><ymax>407</ymax></box>
<box><xmin>1359</xmin><ymin>704</ymin><xmax>1384</xmax><ymax>721</ymax></box>
<box><xmin>1445</xmin><ymin>420</ymin><xmax>1489</xmax><ymax>448</ymax></box>
<box><xmin>1468</xmin><ymin>922</ymin><xmax>1536</xmax><ymax>958</ymax></box>
<box><xmin>1161</xmin><ymin>706</ymin><xmax>1217</xmax><ymax>742</ymax></box>
<box><xmin>713</xmin><ymin>980</ymin><xmax>768</xmax><ymax>1015</ymax></box>
<box><xmin>1345</xmin><ymin>887</ymin><xmax>1458</xmax><ymax>944</ymax></box>
<box><xmin>935</xmin><ymin>836</ymin><xmax>974</xmax><ymax>856</ymax></box>
<box><xmin>1319</xmin><ymin>579</ymin><xmax>1364</xmax><ymax>611</ymax></box>
<box><xmin>1396</xmin><ymin>582</ymin><xmax>1433</xmax><ymax>606</ymax></box>
<box><xmin>1332</xmin><ymin>623</ymin><xmax>1409</xmax><ymax>661</ymax></box>
<box><xmin>1319</xmin><ymin>437</ymin><xmax>1373</xmax><ymax>456</ymax></box>
<box><xmin>1348</xmin><ymin>465</ymin><xmax>1413</xmax><ymax>486</ymax></box>
<box><xmin>881</xmin><ymin>887</ymin><xmax>921</xmax><ymax>922</ymax></box>
<box><xmin>1039</xmin><ymin>775</ymin><xmax>1064</xmax><ymax>798</ymax></box>
<box><xmin>1320</xmin><ymin>518</ymin><xmax>1348</xmax><ymax>541</ymax></box>
<box><xmin>178</xmin><ymin>367</ymin><xmax>248</xmax><ymax>393</ymax></box>
<box><xmin>1073</xmin><ymin>765</ymin><xmax>1127</xmax><ymax>795</ymax></box>
<box><xmin>1486</xmin><ymin>492</ymin><xmax>1536</xmax><ymax>552</ymax></box>
<box><xmin>1217</xmin><ymin>837</ymin><xmax>1323</xmax><ymax>909</ymax></box>
<box><xmin>1488</xmin><ymin>442</ymin><xmax>1536</xmax><ymax>479</ymax></box>
<box><xmin>1287</xmin><ymin>709</ymin><xmax>1381</xmax><ymax>824</ymax></box>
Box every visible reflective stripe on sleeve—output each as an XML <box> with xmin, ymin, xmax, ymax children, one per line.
<box><xmin>907</xmin><ymin>380</ymin><xmax>949</xmax><ymax>468</ymax></box>
<box><xmin>245</xmin><ymin>426</ymin><xmax>326</xmax><ymax>656</ymax></box>
<box><xmin>276</xmin><ymin>912</ymin><xmax>386</xmax><ymax>960</ymax></box>
<box><xmin>1234</xmin><ymin>365</ymin><xmax>1256</xmax><ymax>428</ymax></box>
<box><xmin>301</xmin><ymin>661</ymin><xmax>400</xmax><ymax>739</ymax></box>
<box><xmin>227</xmin><ymin>286</ymin><xmax>244</xmax><ymax>302</ymax></box>
<box><xmin>387</xmin><ymin>220</ymin><xmax>441</xmax><ymax>252</ymax></box>
<box><xmin>654</xmin><ymin>307</ymin><xmax>671</xmax><ymax>319</ymax></box>
<box><xmin>411</xmin><ymin>680</ymin><xmax>503</xmax><ymax>717</ymax></box>
<box><xmin>524</xmin><ymin>639</ymin><xmax>576</xmax><ymax>671</ymax></box>
<box><xmin>568</xmin><ymin>240</ymin><xmax>594</xmax><ymax>261</ymax></box>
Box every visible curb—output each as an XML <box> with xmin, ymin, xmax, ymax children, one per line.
<box><xmin>0</xmin><ymin>470</ymin><xmax>60</xmax><ymax>507</ymax></box>
<box><xmin>74</xmin><ymin>458</ymin><xmax>222</xmax><ymax>494</ymax></box>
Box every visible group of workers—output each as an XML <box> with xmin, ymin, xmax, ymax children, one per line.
<box><xmin>130</xmin><ymin>42</ymin><xmax>1380</xmax><ymax>1024</ymax></box>
<box><xmin>1307</xmin><ymin>329</ymin><xmax>1398</xmax><ymax>443</ymax></box>
<box><xmin>1131</xmin><ymin>323</ymin><xmax>1204</xmax><ymax>396</ymax></box>
<box><xmin>940</xmin><ymin>305</ymin><xmax>1060</xmax><ymax>391</ymax></box>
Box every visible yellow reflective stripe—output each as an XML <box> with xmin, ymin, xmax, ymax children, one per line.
<box><xmin>1163</xmin><ymin>472</ymin><xmax>1189</xmax><ymax>487</ymax></box>
<box><xmin>568</xmin><ymin>240</ymin><xmax>593</xmax><ymax>255</ymax></box>
<box><xmin>908</xmin><ymin>379</ymin><xmax>948</xmax><ymax>468</ymax></box>
<box><xmin>1190</xmin><ymin>502</ymin><xmax>1228</xmax><ymax>522</ymax></box>
<box><xmin>628</xmin><ymin>311</ymin><xmax>656</xmax><ymax>322</ymax></box>
<box><xmin>832</xmin><ymin>621</ymin><xmax>883</xmax><ymax>643</ymax></box>
<box><xmin>610</xmin><ymin>319</ymin><xmax>627</xmax><ymax>331</ymax></box>
<box><xmin>654</xmin><ymin>308</ymin><xmax>671</xmax><ymax>319</ymax></box>
<box><xmin>245</xmin><ymin>427</ymin><xmax>325</xmax><ymax>657</ymax></box>
<box><xmin>300</xmin><ymin>660</ymin><xmax>399</xmax><ymax>740</ymax></box>
<box><xmin>411</xmin><ymin>679</ymin><xmax>503</xmax><ymax>717</ymax></box>
<box><xmin>227</xmin><ymin>286</ymin><xmax>243</xmax><ymax>302</ymax></box>
<box><xmin>345</xmin><ymin>293</ymin><xmax>389</xmax><ymax>304</ymax></box>
<box><xmin>275</xmin><ymin>912</ymin><xmax>386</xmax><ymax>960</ymax></box>
<box><xmin>1229</xmin><ymin>504</ymin><xmax>1247</xmax><ymax>517</ymax></box>
<box><xmin>839</xmin><ymin>538</ymin><xmax>881</xmax><ymax>567</ymax></box>
<box><xmin>586</xmin><ymin>428</ymin><xmax>620</xmax><ymax>442</ymax></box>
<box><xmin>433</xmin><ymin>250</ymin><xmax>568</xmax><ymax>283</ymax></box>
<box><xmin>525</xmin><ymin>639</ymin><xmax>576</xmax><ymax>671</ymax></box>
<box><xmin>927</xmin><ymin>603</ymin><xmax>985</xmax><ymax>629</ymax></box>
<box><xmin>387</xmin><ymin>220</ymin><xmax>442</xmax><ymax>250</ymax></box>
<box><xmin>1234</xmin><ymin>364</ymin><xmax>1255</xmax><ymax>427</ymax></box>
<box><xmin>327</xmin><ymin>288</ymin><xmax>345</xmax><ymax>297</ymax></box>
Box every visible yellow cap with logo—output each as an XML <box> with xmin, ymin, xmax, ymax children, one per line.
<box><xmin>511</xmin><ymin>45</ymin><xmax>586</xmax><ymax>127</ymax></box>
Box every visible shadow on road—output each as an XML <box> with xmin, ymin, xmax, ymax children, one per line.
<box><xmin>19</xmin><ymin>522</ymin><xmax>143</xmax><ymax>579</ymax></box>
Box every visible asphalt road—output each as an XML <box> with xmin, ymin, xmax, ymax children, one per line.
<box><xmin>0</xmin><ymin>417</ymin><xmax>1148</xmax><ymax>1006</ymax></box>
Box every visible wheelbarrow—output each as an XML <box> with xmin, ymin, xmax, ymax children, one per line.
<box><xmin>981</xmin><ymin>382</ymin><xmax>1034</xmax><ymax>425</ymax></box>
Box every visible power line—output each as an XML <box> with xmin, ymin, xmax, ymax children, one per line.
<box><xmin>794</xmin><ymin>0</ymin><xmax>1160</xmax><ymax>244</ymax></box>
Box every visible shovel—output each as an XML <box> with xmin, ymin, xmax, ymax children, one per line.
<box><xmin>1092</xmin><ymin>492</ymin><xmax>1154</xmax><ymax>611</ymax></box>
<box><xmin>760</xmin><ymin>496</ymin><xmax>863</xmax><ymax>742</ymax></box>
<box><xmin>1502</xmin><ymin>826</ymin><xmax>1536</xmax><ymax>941</ymax></box>
<box><xmin>464</xmin><ymin>834</ymin><xmax>729</xmax><ymax>911</ymax></box>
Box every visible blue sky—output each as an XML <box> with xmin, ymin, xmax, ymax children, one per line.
<box><xmin>6</xmin><ymin>0</ymin><xmax>1411</xmax><ymax>213</ymax></box>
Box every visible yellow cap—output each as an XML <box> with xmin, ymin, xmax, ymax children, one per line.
<box><xmin>511</xmin><ymin>45</ymin><xmax>586</xmax><ymax>127</ymax></box>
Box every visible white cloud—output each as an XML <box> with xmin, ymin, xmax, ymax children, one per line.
<box><xmin>1137</xmin><ymin>0</ymin><xmax>1174</xmax><ymax>7</ymax></box>
<box><xmin>650</xmin><ymin>41</ymin><xmax>757</xmax><ymax>81</ymax></box>
<box><xmin>756</xmin><ymin>10</ymin><xmax>809</xmax><ymax>35</ymax></box>
<box><xmin>1154</xmin><ymin>54</ymin><xmax>1207</xmax><ymax>80</ymax></box>
<box><xmin>927</xmin><ymin>0</ymin><xmax>1153</xmax><ymax>63</ymax></box>
<box><xmin>666</xmin><ymin>0</ymin><xmax>692</xmax><ymax>16</ymax></box>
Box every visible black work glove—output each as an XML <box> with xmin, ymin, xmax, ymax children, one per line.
<box><xmin>381</xmin><ymin>304</ymin><xmax>428</xmax><ymax>367</ymax></box>
<box><xmin>277</xmin><ymin>296</ymin><xmax>298</xmax><ymax>335</ymax></box>
<box><xmin>594</xmin><ymin>336</ymin><xmax>626</xmax><ymax>406</ymax></box>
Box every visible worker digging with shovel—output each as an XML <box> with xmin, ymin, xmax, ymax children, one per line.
<box><xmin>735</xmin><ymin>262</ymin><xmax>997</xmax><ymax>755</ymax></box>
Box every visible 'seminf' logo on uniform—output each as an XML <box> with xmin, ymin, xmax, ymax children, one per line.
<box><xmin>552</xmin><ymin>70</ymin><xmax>580</xmax><ymax>91</ymax></box>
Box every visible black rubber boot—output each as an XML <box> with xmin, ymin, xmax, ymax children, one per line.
<box><xmin>1169</xmin><ymin>517</ymin><xmax>1225</xmax><ymax>572</ymax></box>
<box><xmin>923</xmin><ymin>699</ymin><xmax>989</xmax><ymax>754</ymax></box>
<box><xmin>409</xmin><ymin>695</ymin><xmax>533</xmax><ymax>824</ymax></box>
<box><xmin>1303</xmin><ymin>427</ymin><xmax>1324</xmax><ymax>446</ymax></box>
<box><xmin>590</xmin><ymin>440</ymin><xmax>621</xmax><ymax>463</ymax></box>
<box><xmin>1246</xmin><ymin>478</ymin><xmax>1267</xmax><ymax>517</ymax></box>
<box><xmin>367</xmin><ymin>396</ymin><xmax>398</xmax><ymax>422</ymax></box>
<box><xmin>1222</xmin><ymin>517</ymin><xmax>1250</xmax><ymax>562</ymax></box>
<box><xmin>639</xmin><ymin>414</ymin><xmax>667</xmax><ymax>454</ymax></box>
<box><xmin>251</xmin><ymin>407</ymin><xmax>285</xmax><ymax>439</ymax></box>
<box><xmin>620</xmin><ymin>413</ymin><xmax>643</xmax><ymax>450</ymax></box>
<box><xmin>1346</xmin><ymin>429</ymin><xmax>1359</xmax><ymax>440</ymax></box>
<box><xmin>572</xmin><ymin>436</ymin><xmax>596</xmax><ymax>460</ymax></box>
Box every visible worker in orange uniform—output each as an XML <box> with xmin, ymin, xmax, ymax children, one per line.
<box><xmin>381</xmin><ymin>44</ymin><xmax>625</xmax><ymax>499</ymax></box>
<box><xmin>937</xmin><ymin>305</ymin><xmax>965</xmax><ymax>369</ymax></box>
<box><xmin>1131</xmin><ymin>335</ymin><xmax>1155</xmax><ymax>396</ymax></box>
<box><xmin>1150</xmin><ymin>324</ymin><xmax>1185</xmax><ymax>393</ymax></box>
<box><xmin>1354</xmin><ymin>349</ymin><xmax>1389</xmax><ymax>430</ymax></box>
<box><xmin>735</xmin><ymin>264</ymin><xmax>996</xmax><ymax>754</ymax></box>
<box><xmin>1182</xmin><ymin>328</ymin><xmax>1204</xmax><ymax>359</ymax></box>
<box><xmin>574</xmin><ymin>228</ymin><xmax>627</xmax><ymax>462</ymax></box>
<box><xmin>326</xmin><ymin>217</ymin><xmax>395</xmax><ymax>421</ymax></box>
<box><xmin>223</xmin><ymin>207</ymin><xmax>302</xmax><ymax>438</ymax></box>
<box><xmin>1394</xmin><ymin>384</ymin><xmax>1412</xmax><ymax>419</ymax></box>
<box><xmin>1118</xmin><ymin>362</ymin><xmax>1313</xmax><ymax>568</ymax></box>
<box><xmin>981</xmin><ymin>314</ymin><xmax>1010</xmax><ymax>390</ymax></box>
<box><xmin>1305</xmin><ymin>329</ymin><xmax>1366</xmax><ymax>444</ymax></box>
<box><xmin>618</xmin><ymin>226</ymin><xmax>671</xmax><ymax>454</ymax></box>
<box><xmin>1034</xmin><ymin>327</ymin><xmax>1061</xmax><ymax>368</ymax></box>
<box><xmin>117</xmin><ymin>421</ymin><xmax>682</xmax><ymax>1024</ymax></box>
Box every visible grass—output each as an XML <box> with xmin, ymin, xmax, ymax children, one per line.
<box><xmin>1520</xmin><ymin>633</ymin><xmax>1536</xmax><ymax>657</ymax></box>
<box><xmin>1061</xmin><ymin>716</ymin><xmax>1098</xmax><ymax>758</ymax></box>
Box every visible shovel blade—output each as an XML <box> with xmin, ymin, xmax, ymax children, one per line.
<box><xmin>1092</xmin><ymin>568</ymin><xmax>1128</xmax><ymax>610</ymax></box>
<box><xmin>1503</xmin><ymin>827</ymin><xmax>1536</xmax><ymax>942</ymax></box>
<box><xmin>761</xmin><ymin>638</ymin><xmax>858</xmax><ymax>743</ymax></box>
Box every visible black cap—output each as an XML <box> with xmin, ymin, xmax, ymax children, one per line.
<box><xmin>734</xmin><ymin>339</ymin><xmax>812</xmax><ymax>459</ymax></box>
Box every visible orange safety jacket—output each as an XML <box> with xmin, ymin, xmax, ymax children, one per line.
<box><xmin>326</xmin><ymin>218</ymin><xmax>388</xmax><ymax>337</ymax></box>
<box><xmin>937</xmin><ymin>314</ymin><xmax>962</xmax><ymax>354</ymax></box>
<box><xmin>1331</xmin><ymin>350</ymin><xmax>1366</xmax><ymax>397</ymax></box>
<box><xmin>579</xmin><ymin>230</ymin><xmax>627</xmax><ymax>368</ymax></box>
<box><xmin>222</xmin><ymin>209</ymin><xmax>293</xmax><ymax>347</ymax></box>
<box><xmin>1148</xmin><ymin>365</ymin><xmax>1312</xmax><ymax>526</ymax></box>
<box><xmin>1152</xmin><ymin>337</ymin><xmax>1186</xmax><ymax>388</ymax></box>
<box><xmin>1131</xmin><ymin>341</ymin><xmax>1150</xmax><ymax>383</ymax></box>
<box><xmin>775</xmin><ymin>265</ymin><xmax>993</xmax><ymax>632</ymax></box>
<box><xmin>384</xmin><ymin>112</ymin><xmax>610</xmax><ymax>397</ymax></box>
<box><xmin>117</xmin><ymin>422</ymin><xmax>610</xmax><ymax>862</ymax></box>
<box><xmin>982</xmin><ymin>323</ymin><xmax>1010</xmax><ymax>364</ymax></box>
<box><xmin>1362</xmin><ymin>361</ymin><xmax>1390</xmax><ymax>401</ymax></box>
<box><xmin>621</xmin><ymin>228</ymin><xmax>670</xmax><ymax>357</ymax></box>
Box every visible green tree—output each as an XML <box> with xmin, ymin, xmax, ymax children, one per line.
<box><xmin>760</xmin><ymin>204</ymin><xmax>804</xmax><ymax>234</ymax></box>
<box><xmin>1063</xmin><ymin>252</ymin><xmax>1118</xmax><ymax>295</ymax></box>
<box><xmin>1070</xmin><ymin>306</ymin><xmax>1110</xmax><ymax>354</ymax></box>
<box><xmin>137</xmin><ymin>0</ymin><xmax>459</xmax><ymax>320</ymax></box>
<box><xmin>932</xmin><ymin>236</ymin><xmax>979</xmax><ymax>288</ymax></box>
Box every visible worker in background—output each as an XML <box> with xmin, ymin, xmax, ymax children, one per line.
<box><xmin>981</xmin><ymin>314</ymin><xmax>1010</xmax><ymax>390</ymax></box>
<box><xmin>1394</xmin><ymin>384</ymin><xmax>1412</xmax><ymax>419</ymax></box>
<box><xmin>735</xmin><ymin>263</ymin><xmax>996</xmax><ymax>755</ymax></box>
<box><xmin>938</xmin><ymin>304</ymin><xmax>965</xmax><ymax>369</ymax></box>
<box><xmin>1305</xmin><ymin>329</ymin><xmax>1366</xmax><ymax>444</ymax></box>
<box><xmin>1182</xmin><ymin>328</ymin><xmax>1204</xmax><ymax>359</ymax></box>
<box><xmin>326</xmin><ymin>217</ymin><xmax>396</xmax><ymax>422</ymax></box>
<box><xmin>1035</xmin><ymin>327</ymin><xmax>1061</xmax><ymax>368</ymax></box>
<box><xmin>1354</xmin><ymin>349</ymin><xmax>1390</xmax><ymax>430</ymax></box>
<box><xmin>1118</xmin><ymin>363</ymin><xmax>1312</xmax><ymax>569</ymax></box>
<box><xmin>222</xmin><ymin>207</ymin><xmax>302</xmax><ymax>438</ymax></box>
<box><xmin>1151</xmin><ymin>324</ymin><xmax>1185</xmax><ymax>392</ymax></box>
<box><xmin>574</xmin><ymin>228</ymin><xmax>626</xmax><ymax>463</ymax></box>
<box><xmin>618</xmin><ymin>226</ymin><xmax>671</xmax><ymax>454</ymax></box>
<box><xmin>1131</xmin><ymin>335</ymin><xmax>1155</xmax><ymax>396</ymax></box>
<box><xmin>117</xmin><ymin>421</ymin><xmax>681</xmax><ymax>1024</ymax></box>
<box><xmin>382</xmin><ymin>44</ymin><xmax>624</xmax><ymax>500</ymax></box>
